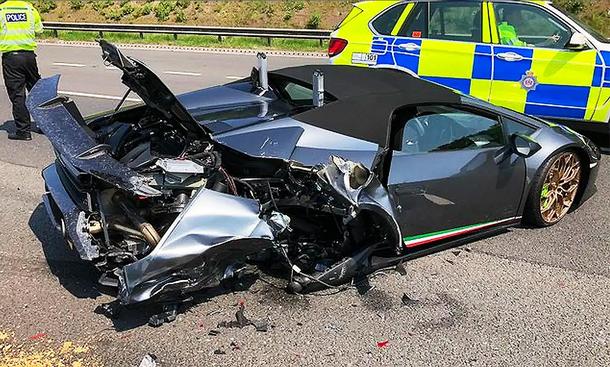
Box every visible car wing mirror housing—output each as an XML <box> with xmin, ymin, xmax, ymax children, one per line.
<box><xmin>511</xmin><ymin>133</ymin><xmax>541</xmax><ymax>158</ymax></box>
<box><xmin>566</xmin><ymin>33</ymin><xmax>589</xmax><ymax>51</ymax></box>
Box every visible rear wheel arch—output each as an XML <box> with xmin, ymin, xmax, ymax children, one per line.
<box><xmin>523</xmin><ymin>145</ymin><xmax>589</xmax><ymax>226</ymax></box>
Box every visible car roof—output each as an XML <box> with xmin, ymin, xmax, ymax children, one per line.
<box><xmin>269</xmin><ymin>65</ymin><xmax>461</xmax><ymax>146</ymax></box>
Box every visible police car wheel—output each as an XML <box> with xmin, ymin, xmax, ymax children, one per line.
<box><xmin>524</xmin><ymin>150</ymin><xmax>583</xmax><ymax>227</ymax></box>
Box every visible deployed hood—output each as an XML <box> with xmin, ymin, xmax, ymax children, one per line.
<box><xmin>99</xmin><ymin>40</ymin><xmax>211</xmax><ymax>138</ymax></box>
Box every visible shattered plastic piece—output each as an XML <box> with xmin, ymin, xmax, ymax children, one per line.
<box><xmin>452</xmin><ymin>250</ymin><xmax>461</xmax><ymax>256</ymax></box>
<box><xmin>252</xmin><ymin>320</ymin><xmax>269</xmax><ymax>332</ymax></box>
<box><xmin>395</xmin><ymin>261</ymin><xmax>407</xmax><ymax>276</ymax></box>
<box><xmin>213</xmin><ymin>349</ymin><xmax>226</xmax><ymax>355</ymax></box>
<box><xmin>138</xmin><ymin>354</ymin><xmax>158</xmax><ymax>367</ymax></box>
<box><xmin>94</xmin><ymin>301</ymin><xmax>121</xmax><ymax>319</ymax></box>
<box><xmin>401</xmin><ymin>293</ymin><xmax>420</xmax><ymax>307</ymax></box>
<box><xmin>29</xmin><ymin>333</ymin><xmax>46</xmax><ymax>340</ymax></box>
<box><xmin>148</xmin><ymin>305</ymin><xmax>178</xmax><ymax>327</ymax></box>
<box><xmin>217</xmin><ymin>304</ymin><xmax>268</xmax><ymax>332</ymax></box>
<box><xmin>208</xmin><ymin>330</ymin><xmax>221</xmax><ymax>336</ymax></box>
<box><xmin>445</xmin><ymin>259</ymin><xmax>455</xmax><ymax>265</ymax></box>
<box><xmin>230</xmin><ymin>341</ymin><xmax>241</xmax><ymax>351</ymax></box>
<box><xmin>377</xmin><ymin>340</ymin><xmax>389</xmax><ymax>348</ymax></box>
<box><xmin>354</xmin><ymin>277</ymin><xmax>373</xmax><ymax>295</ymax></box>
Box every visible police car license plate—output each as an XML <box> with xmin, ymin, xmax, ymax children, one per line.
<box><xmin>351</xmin><ymin>53</ymin><xmax>378</xmax><ymax>66</ymax></box>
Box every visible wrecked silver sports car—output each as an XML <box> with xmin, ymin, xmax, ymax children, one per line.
<box><xmin>31</xmin><ymin>41</ymin><xmax>600</xmax><ymax>306</ymax></box>
<box><xmin>30</xmin><ymin>42</ymin><xmax>403</xmax><ymax>305</ymax></box>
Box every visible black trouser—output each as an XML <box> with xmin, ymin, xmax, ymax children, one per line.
<box><xmin>2</xmin><ymin>51</ymin><xmax>41</xmax><ymax>133</ymax></box>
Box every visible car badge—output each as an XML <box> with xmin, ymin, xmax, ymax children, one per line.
<box><xmin>520</xmin><ymin>70</ymin><xmax>539</xmax><ymax>92</ymax></box>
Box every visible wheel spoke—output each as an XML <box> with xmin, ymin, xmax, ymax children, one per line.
<box><xmin>539</xmin><ymin>152</ymin><xmax>581</xmax><ymax>224</ymax></box>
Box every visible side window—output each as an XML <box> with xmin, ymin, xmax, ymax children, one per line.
<box><xmin>502</xmin><ymin>117</ymin><xmax>537</xmax><ymax>137</ymax></box>
<box><xmin>371</xmin><ymin>3</ymin><xmax>407</xmax><ymax>35</ymax></box>
<box><xmin>429</xmin><ymin>2</ymin><xmax>482</xmax><ymax>43</ymax></box>
<box><xmin>397</xmin><ymin>2</ymin><xmax>427</xmax><ymax>38</ymax></box>
<box><xmin>400</xmin><ymin>106</ymin><xmax>504</xmax><ymax>154</ymax></box>
<box><xmin>493</xmin><ymin>3</ymin><xmax>572</xmax><ymax>49</ymax></box>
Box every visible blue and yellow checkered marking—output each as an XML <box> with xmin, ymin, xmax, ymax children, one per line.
<box><xmin>369</xmin><ymin>35</ymin><xmax>610</xmax><ymax>122</ymax></box>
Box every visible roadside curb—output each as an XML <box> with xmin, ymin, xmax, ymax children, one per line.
<box><xmin>38</xmin><ymin>40</ymin><xmax>327</xmax><ymax>58</ymax></box>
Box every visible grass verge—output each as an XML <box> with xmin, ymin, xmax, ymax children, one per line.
<box><xmin>40</xmin><ymin>30</ymin><xmax>329</xmax><ymax>53</ymax></box>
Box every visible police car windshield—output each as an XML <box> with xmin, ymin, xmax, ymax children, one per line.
<box><xmin>561</xmin><ymin>10</ymin><xmax>609</xmax><ymax>44</ymax></box>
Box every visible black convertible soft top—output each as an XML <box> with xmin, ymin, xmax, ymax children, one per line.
<box><xmin>269</xmin><ymin>65</ymin><xmax>461</xmax><ymax>146</ymax></box>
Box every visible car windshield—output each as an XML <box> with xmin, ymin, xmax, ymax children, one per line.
<box><xmin>558</xmin><ymin>7</ymin><xmax>609</xmax><ymax>44</ymax></box>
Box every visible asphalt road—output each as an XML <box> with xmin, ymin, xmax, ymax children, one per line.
<box><xmin>0</xmin><ymin>43</ymin><xmax>608</xmax><ymax>367</ymax></box>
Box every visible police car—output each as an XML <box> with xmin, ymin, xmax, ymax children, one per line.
<box><xmin>329</xmin><ymin>0</ymin><xmax>610</xmax><ymax>145</ymax></box>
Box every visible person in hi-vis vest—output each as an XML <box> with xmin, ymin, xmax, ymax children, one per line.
<box><xmin>0</xmin><ymin>0</ymin><xmax>43</xmax><ymax>141</ymax></box>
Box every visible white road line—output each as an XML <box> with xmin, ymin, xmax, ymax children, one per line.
<box><xmin>163</xmin><ymin>71</ymin><xmax>201</xmax><ymax>76</ymax></box>
<box><xmin>226</xmin><ymin>75</ymin><xmax>246</xmax><ymax>80</ymax></box>
<box><xmin>58</xmin><ymin>90</ymin><xmax>142</xmax><ymax>102</ymax></box>
<box><xmin>52</xmin><ymin>62</ymin><xmax>86</xmax><ymax>68</ymax></box>
<box><xmin>105</xmin><ymin>66</ymin><xmax>120</xmax><ymax>70</ymax></box>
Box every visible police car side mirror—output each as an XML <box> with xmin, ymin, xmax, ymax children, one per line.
<box><xmin>566</xmin><ymin>33</ymin><xmax>589</xmax><ymax>51</ymax></box>
<box><xmin>511</xmin><ymin>134</ymin><xmax>541</xmax><ymax>158</ymax></box>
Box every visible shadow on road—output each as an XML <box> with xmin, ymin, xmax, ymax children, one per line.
<box><xmin>28</xmin><ymin>203</ymin><xmax>103</xmax><ymax>300</ymax></box>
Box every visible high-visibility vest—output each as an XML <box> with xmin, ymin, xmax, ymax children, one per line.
<box><xmin>498</xmin><ymin>22</ymin><xmax>527</xmax><ymax>47</ymax></box>
<box><xmin>0</xmin><ymin>1</ymin><xmax>43</xmax><ymax>53</ymax></box>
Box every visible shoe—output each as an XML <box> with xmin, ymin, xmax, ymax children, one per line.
<box><xmin>8</xmin><ymin>131</ymin><xmax>32</xmax><ymax>141</ymax></box>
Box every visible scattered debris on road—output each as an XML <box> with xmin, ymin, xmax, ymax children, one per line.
<box><xmin>376</xmin><ymin>340</ymin><xmax>389</xmax><ymax>348</ymax></box>
<box><xmin>217</xmin><ymin>302</ymin><xmax>269</xmax><ymax>332</ymax></box>
<box><xmin>148</xmin><ymin>305</ymin><xmax>179</xmax><ymax>327</ymax></box>
<box><xmin>138</xmin><ymin>354</ymin><xmax>158</xmax><ymax>367</ymax></box>
<box><xmin>401</xmin><ymin>293</ymin><xmax>420</xmax><ymax>307</ymax></box>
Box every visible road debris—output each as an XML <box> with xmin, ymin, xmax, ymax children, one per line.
<box><xmin>217</xmin><ymin>303</ymin><xmax>269</xmax><ymax>332</ymax></box>
<box><xmin>29</xmin><ymin>332</ymin><xmax>46</xmax><ymax>340</ymax></box>
<box><xmin>401</xmin><ymin>293</ymin><xmax>420</xmax><ymax>307</ymax></box>
<box><xmin>208</xmin><ymin>330</ymin><xmax>221</xmax><ymax>336</ymax></box>
<box><xmin>148</xmin><ymin>305</ymin><xmax>178</xmax><ymax>327</ymax></box>
<box><xmin>376</xmin><ymin>340</ymin><xmax>389</xmax><ymax>348</ymax></box>
<box><xmin>395</xmin><ymin>261</ymin><xmax>407</xmax><ymax>276</ymax></box>
<box><xmin>213</xmin><ymin>349</ymin><xmax>226</xmax><ymax>355</ymax></box>
<box><xmin>138</xmin><ymin>354</ymin><xmax>158</xmax><ymax>367</ymax></box>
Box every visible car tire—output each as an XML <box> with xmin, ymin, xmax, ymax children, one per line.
<box><xmin>524</xmin><ymin>150</ymin><xmax>583</xmax><ymax>227</ymax></box>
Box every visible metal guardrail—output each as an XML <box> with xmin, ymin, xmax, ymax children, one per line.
<box><xmin>43</xmin><ymin>22</ymin><xmax>332</xmax><ymax>45</ymax></box>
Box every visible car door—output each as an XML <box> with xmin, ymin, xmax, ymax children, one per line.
<box><xmin>387</xmin><ymin>105</ymin><xmax>525</xmax><ymax>248</ymax></box>
<box><xmin>388</xmin><ymin>1</ymin><xmax>493</xmax><ymax>99</ymax></box>
<box><xmin>488</xmin><ymin>2</ymin><xmax>601</xmax><ymax>121</ymax></box>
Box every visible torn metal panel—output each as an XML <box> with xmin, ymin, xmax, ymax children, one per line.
<box><xmin>27</xmin><ymin>75</ymin><xmax>161</xmax><ymax>198</ymax></box>
<box><xmin>119</xmin><ymin>189</ymin><xmax>276</xmax><ymax>305</ymax></box>
<box><xmin>42</xmin><ymin>164</ymin><xmax>99</xmax><ymax>261</ymax></box>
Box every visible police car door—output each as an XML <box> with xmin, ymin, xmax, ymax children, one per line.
<box><xmin>389</xmin><ymin>1</ymin><xmax>492</xmax><ymax>100</ymax></box>
<box><xmin>488</xmin><ymin>2</ymin><xmax>601</xmax><ymax>121</ymax></box>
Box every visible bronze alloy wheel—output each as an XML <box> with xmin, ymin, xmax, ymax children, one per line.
<box><xmin>540</xmin><ymin>152</ymin><xmax>582</xmax><ymax>224</ymax></box>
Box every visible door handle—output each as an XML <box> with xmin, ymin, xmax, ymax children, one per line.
<box><xmin>496</xmin><ymin>52</ymin><xmax>524</xmax><ymax>62</ymax></box>
<box><xmin>397</xmin><ymin>43</ymin><xmax>421</xmax><ymax>51</ymax></box>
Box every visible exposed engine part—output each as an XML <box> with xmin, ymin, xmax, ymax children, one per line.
<box><xmin>114</xmin><ymin>195</ymin><xmax>161</xmax><ymax>247</ymax></box>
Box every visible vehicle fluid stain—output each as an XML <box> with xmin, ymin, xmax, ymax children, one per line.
<box><xmin>415</xmin><ymin>292</ymin><xmax>468</xmax><ymax>331</ymax></box>
<box><xmin>0</xmin><ymin>329</ymin><xmax>102</xmax><ymax>367</ymax></box>
<box><xmin>255</xmin><ymin>284</ymin><xmax>311</xmax><ymax>310</ymax></box>
<box><xmin>360</xmin><ymin>289</ymin><xmax>394</xmax><ymax>312</ymax></box>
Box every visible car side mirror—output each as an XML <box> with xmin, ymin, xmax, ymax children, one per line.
<box><xmin>511</xmin><ymin>134</ymin><xmax>541</xmax><ymax>158</ymax></box>
<box><xmin>566</xmin><ymin>33</ymin><xmax>589</xmax><ymax>51</ymax></box>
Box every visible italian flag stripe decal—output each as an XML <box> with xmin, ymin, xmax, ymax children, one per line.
<box><xmin>403</xmin><ymin>217</ymin><xmax>521</xmax><ymax>248</ymax></box>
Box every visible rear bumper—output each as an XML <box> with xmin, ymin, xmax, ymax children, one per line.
<box><xmin>42</xmin><ymin>164</ymin><xmax>99</xmax><ymax>261</ymax></box>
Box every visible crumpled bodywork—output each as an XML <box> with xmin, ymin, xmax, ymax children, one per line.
<box><xmin>119</xmin><ymin>157</ymin><xmax>401</xmax><ymax>305</ymax></box>
<box><xmin>32</xmin><ymin>41</ymin><xmax>405</xmax><ymax>306</ymax></box>
<box><xmin>28</xmin><ymin>76</ymin><xmax>161</xmax><ymax>198</ymax></box>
